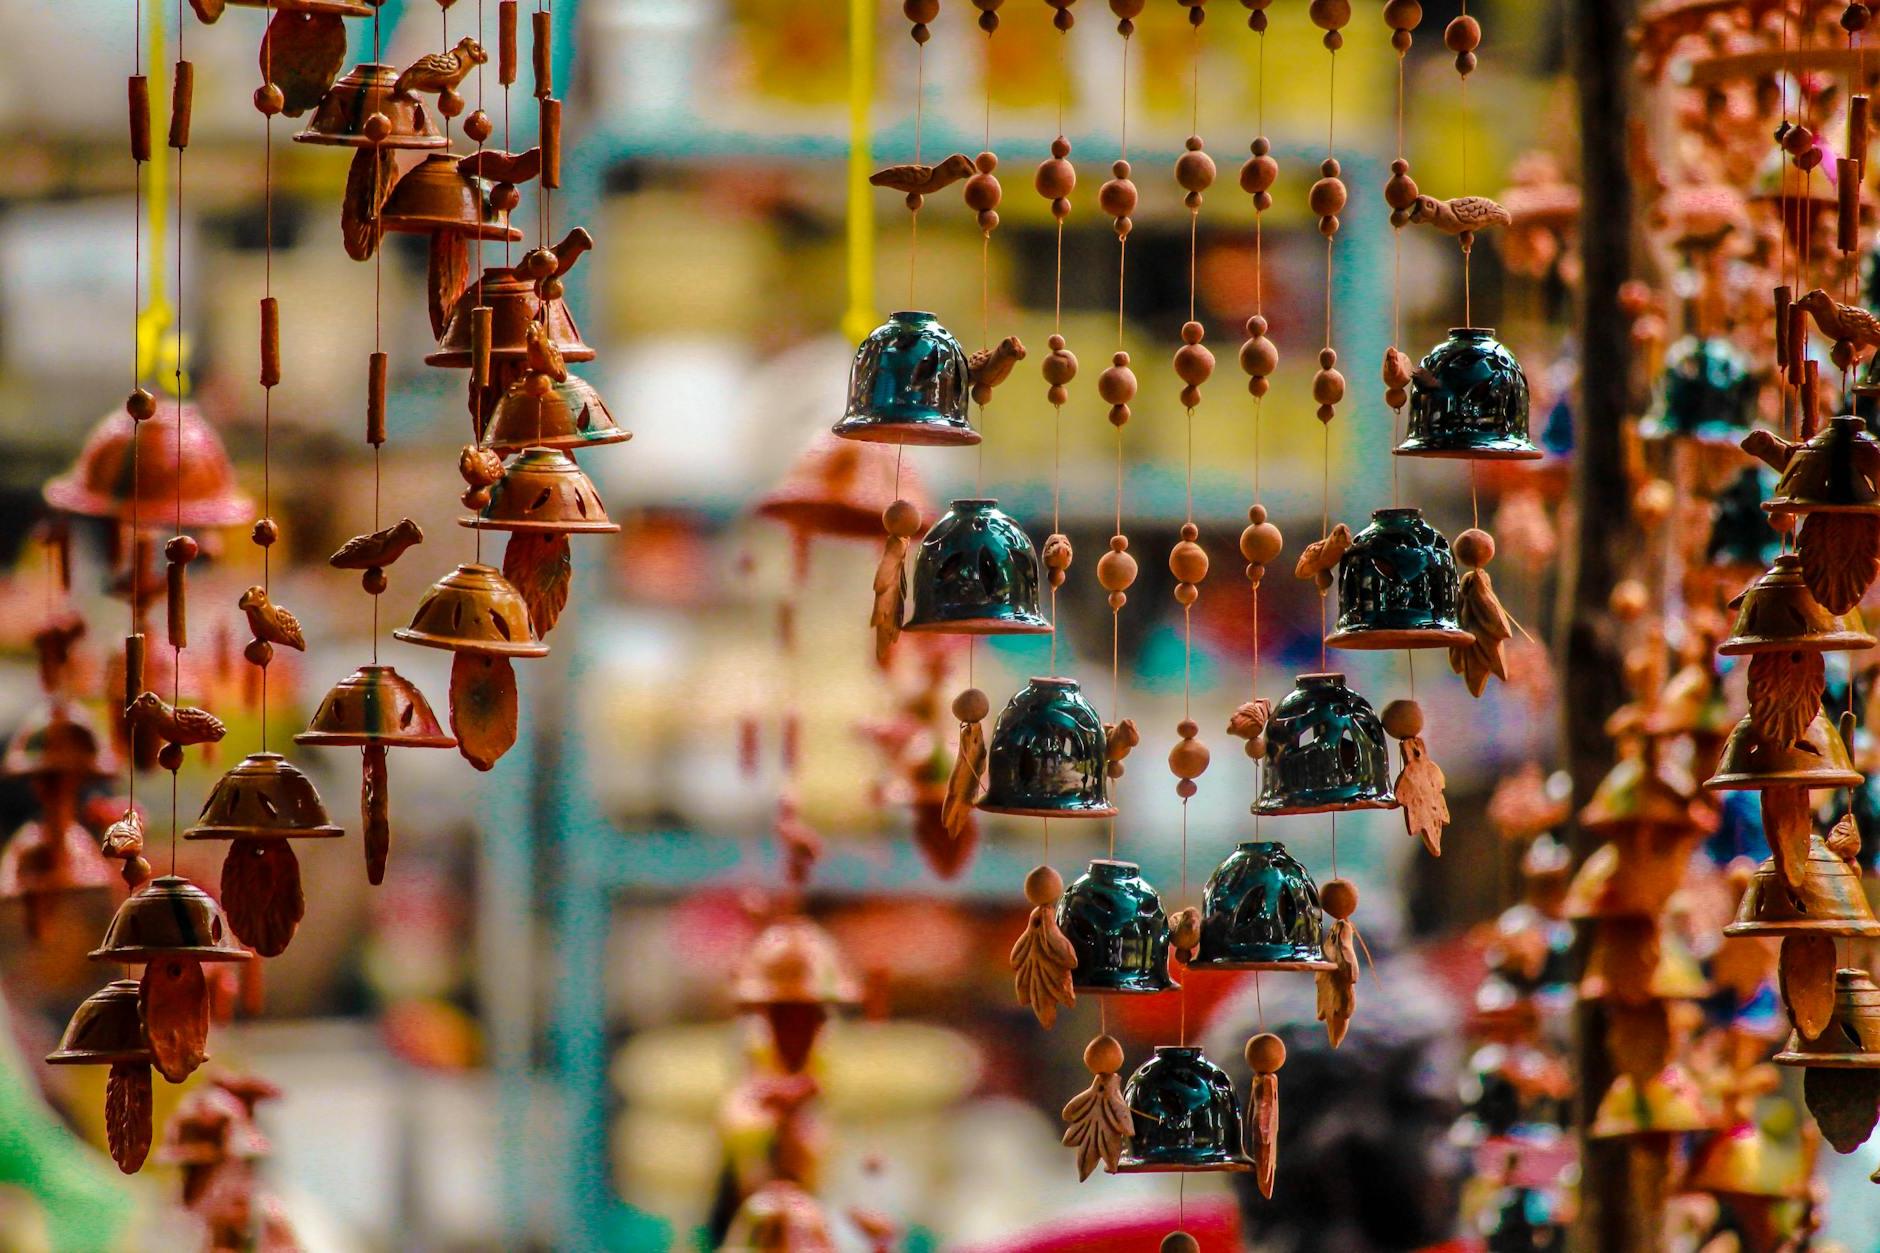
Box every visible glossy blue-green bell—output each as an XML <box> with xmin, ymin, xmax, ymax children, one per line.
<box><xmin>833</xmin><ymin>311</ymin><xmax>979</xmax><ymax>447</ymax></box>
<box><xmin>1189</xmin><ymin>841</ymin><xmax>1334</xmax><ymax>971</ymax></box>
<box><xmin>1395</xmin><ymin>327</ymin><xmax>1540</xmax><ymax>460</ymax></box>
<box><xmin>1056</xmin><ymin>858</ymin><xmax>1174</xmax><ymax>994</ymax></box>
<box><xmin>902</xmin><ymin>499</ymin><xmax>1052</xmax><ymax>635</ymax></box>
<box><xmin>1706</xmin><ymin>466</ymin><xmax>1781</xmax><ymax>573</ymax></box>
<box><xmin>1326</xmin><ymin>507</ymin><xmax>1474</xmax><ymax>651</ymax></box>
<box><xmin>1114</xmin><ymin>1046</ymin><xmax>1255</xmax><ymax>1173</ymax></box>
<box><xmin>1254</xmin><ymin>673</ymin><xmax>1396</xmax><ymax>816</ymax></box>
<box><xmin>979</xmin><ymin>678</ymin><xmax>1115</xmax><ymax>818</ymax></box>
<box><xmin>1642</xmin><ymin>334</ymin><xmax>1757</xmax><ymax>442</ymax></box>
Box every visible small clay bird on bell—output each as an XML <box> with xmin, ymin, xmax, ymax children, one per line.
<box><xmin>834</xmin><ymin>312</ymin><xmax>979</xmax><ymax>447</ymax></box>
<box><xmin>294</xmin><ymin>63</ymin><xmax>447</xmax><ymax>148</ymax></box>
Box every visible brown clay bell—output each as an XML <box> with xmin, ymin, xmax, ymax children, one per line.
<box><xmin>1718</xmin><ymin>554</ymin><xmax>1874</xmax><ymax>655</ymax></box>
<box><xmin>483</xmin><ymin>372</ymin><xmax>629</xmax><ymax>455</ymax></box>
<box><xmin>222</xmin><ymin>0</ymin><xmax>373</xmax><ymax>13</ymax></box>
<box><xmin>379</xmin><ymin>153</ymin><xmax>523</xmax><ymax>242</ymax></box>
<box><xmin>393</xmin><ymin>563</ymin><xmax>549</xmax><ymax>657</ymax></box>
<box><xmin>427</xmin><ymin>230</ymin><xmax>595</xmax><ymax>367</ymax></box>
<box><xmin>296</xmin><ymin>664</ymin><xmax>455</xmax><ymax>748</ymax></box>
<box><xmin>45</xmin><ymin>980</ymin><xmax>152</xmax><ymax>1066</ymax></box>
<box><xmin>293</xmin><ymin>63</ymin><xmax>447</xmax><ymax>149</ymax></box>
<box><xmin>1757</xmin><ymin>416</ymin><xmax>1880</xmax><ymax>515</ymax></box>
<box><xmin>1775</xmin><ymin>968</ymin><xmax>1880</xmax><ymax>1066</ymax></box>
<box><xmin>755</xmin><ymin>433</ymin><xmax>927</xmax><ymax>542</ymax></box>
<box><xmin>3</xmin><ymin>703</ymin><xmax>116</xmax><ymax>780</ymax></box>
<box><xmin>44</xmin><ymin>402</ymin><xmax>253</xmax><ymax>527</ymax></box>
<box><xmin>459</xmin><ymin>448</ymin><xmax>620</xmax><ymax>534</ymax></box>
<box><xmin>183</xmin><ymin>753</ymin><xmax>342</xmax><ymax>841</ymax></box>
<box><xmin>0</xmin><ymin>820</ymin><xmax>117</xmax><ymax>938</ymax></box>
<box><xmin>89</xmin><ymin>875</ymin><xmax>251</xmax><ymax>964</ymax></box>
<box><xmin>1725</xmin><ymin>834</ymin><xmax>1880</xmax><ymax>937</ymax></box>
<box><xmin>1704</xmin><ymin>712</ymin><xmax>1862</xmax><ymax>791</ymax></box>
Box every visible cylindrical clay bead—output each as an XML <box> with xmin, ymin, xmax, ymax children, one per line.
<box><xmin>260</xmin><ymin>297</ymin><xmax>280</xmax><ymax>388</ymax></box>
<box><xmin>1840</xmin><ymin>157</ymin><xmax>1860</xmax><ymax>254</ymax></box>
<box><xmin>166</xmin><ymin>557</ymin><xmax>187</xmax><ymax>650</ymax></box>
<box><xmin>541</xmin><ymin>99</ymin><xmax>562</xmax><ymax>189</ymax></box>
<box><xmin>471</xmin><ymin>306</ymin><xmax>493</xmax><ymax>388</ymax></box>
<box><xmin>1774</xmin><ymin>285</ymin><xmax>1792</xmax><ymax>370</ymax></box>
<box><xmin>169</xmin><ymin>60</ymin><xmax>194</xmax><ymax>150</ymax></box>
<box><xmin>499</xmin><ymin>1</ymin><xmax>518</xmax><ymax>85</ymax></box>
<box><xmin>124</xmin><ymin>634</ymin><xmax>146</xmax><ymax>708</ymax></box>
<box><xmin>129</xmin><ymin>75</ymin><xmax>151</xmax><ymax>163</ymax></box>
<box><xmin>367</xmin><ymin>352</ymin><xmax>387</xmax><ymax>446</ymax></box>
<box><xmin>532</xmin><ymin>9</ymin><xmax>553</xmax><ymax>99</ymax></box>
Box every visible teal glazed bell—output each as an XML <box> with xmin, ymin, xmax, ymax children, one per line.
<box><xmin>1326</xmin><ymin>507</ymin><xmax>1474</xmax><ymax>650</ymax></box>
<box><xmin>1056</xmin><ymin>859</ymin><xmax>1174</xmax><ymax>994</ymax></box>
<box><xmin>1189</xmin><ymin>841</ymin><xmax>1335</xmax><ymax>971</ymax></box>
<box><xmin>1643</xmin><ymin>335</ymin><xmax>1757</xmax><ymax>442</ymax></box>
<box><xmin>1115</xmin><ymin>1046</ymin><xmax>1255</xmax><ymax>1173</ymax></box>
<box><xmin>902</xmin><ymin>499</ymin><xmax>1051</xmax><ymax>635</ymax></box>
<box><xmin>1255</xmin><ymin>673</ymin><xmax>1397</xmax><ymax>816</ymax></box>
<box><xmin>1395</xmin><ymin>328</ymin><xmax>1540</xmax><ymax>460</ymax></box>
<box><xmin>833</xmin><ymin>311</ymin><xmax>979</xmax><ymax>447</ymax></box>
<box><xmin>979</xmin><ymin>678</ymin><xmax>1115</xmax><ymax>818</ymax></box>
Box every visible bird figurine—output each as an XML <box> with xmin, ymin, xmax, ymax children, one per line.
<box><xmin>330</xmin><ymin>517</ymin><xmax>425</xmax><ymax>570</ymax></box>
<box><xmin>238</xmin><ymin>586</ymin><xmax>305</xmax><ymax>651</ymax></box>
<box><xmin>1795</xmin><ymin>288</ymin><xmax>1880</xmax><ymax>361</ymax></box>
<box><xmin>459</xmin><ymin>444</ymin><xmax>505</xmax><ymax>489</ymax></box>
<box><xmin>125</xmin><ymin>691</ymin><xmax>226</xmax><ymax>746</ymax></box>
<box><xmin>1226</xmin><ymin>699</ymin><xmax>1272</xmax><ymax>742</ymax></box>
<box><xmin>870</xmin><ymin>153</ymin><xmax>976</xmax><ymax>199</ymax></box>
<box><xmin>968</xmin><ymin>336</ymin><xmax>1027</xmax><ymax>405</ymax></box>
<box><xmin>1294</xmin><ymin>523</ymin><xmax>1352</xmax><ymax>589</ymax></box>
<box><xmin>456</xmin><ymin>147</ymin><xmax>543</xmax><ymax>188</ymax></box>
<box><xmin>1828</xmin><ymin>812</ymin><xmax>1862</xmax><ymax>864</ymax></box>
<box><xmin>1406</xmin><ymin>194</ymin><xmax>1513</xmax><ymax>251</ymax></box>
<box><xmin>524</xmin><ymin>320</ymin><xmax>567</xmax><ymax>383</ymax></box>
<box><xmin>392</xmin><ymin>37</ymin><xmax>487</xmax><ymax>99</ymax></box>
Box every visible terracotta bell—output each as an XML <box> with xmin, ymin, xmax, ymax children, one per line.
<box><xmin>1394</xmin><ymin>328</ymin><xmax>1540</xmax><ymax>460</ymax></box>
<box><xmin>460</xmin><ymin>447</ymin><xmax>620</xmax><ymax>534</ymax></box>
<box><xmin>293</xmin><ymin>63</ymin><xmax>446</xmax><ymax>149</ymax></box>
<box><xmin>45</xmin><ymin>980</ymin><xmax>151</xmax><ymax>1066</ymax></box>
<box><xmin>1774</xmin><ymin>968</ymin><xmax>1880</xmax><ymax>1066</ymax></box>
<box><xmin>183</xmin><ymin>753</ymin><xmax>342</xmax><ymax>841</ymax></box>
<box><xmin>1115</xmin><ymin>1046</ymin><xmax>1256</xmax><ymax>1173</ymax></box>
<box><xmin>833</xmin><ymin>312</ymin><xmax>978</xmax><ymax>447</ymax></box>
<box><xmin>733</xmin><ymin>916</ymin><xmax>860</xmax><ymax>1073</ymax></box>
<box><xmin>0</xmin><ymin>820</ymin><xmax>116</xmax><ymax>900</ymax></box>
<box><xmin>1578</xmin><ymin>750</ymin><xmax>1699</xmax><ymax>834</ymax></box>
<box><xmin>1588</xmin><ymin>1065</ymin><xmax>1712</xmax><ymax>1138</ymax></box>
<box><xmin>379</xmin><ymin>153</ymin><xmax>522</xmax><ymax>242</ymax></box>
<box><xmin>158</xmin><ymin>1084</ymin><xmax>271</xmax><ymax>1166</ymax></box>
<box><xmin>1055</xmin><ymin>859</ymin><xmax>1174</xmax><ymax>994</ymax></box>
<box><xmin>1326</xmin><ymin>507</ymin><xmax>1473</xmax><ymax>650</ymax></box>
<box><xmin>756</xmin><ymin>433</ymin><xmax>927</xmax><ymax>542</ymax></box>
<box><xmin>89</xmin><ymin>876</ymin><xmax>251</xmax><ymax>963</ymax></box>
<box><xmin>224</xmin><ymin>0</ymin><xmax>373</xmax><ymax>13</ymax></box>
<box><xmin>978</xmin><ymin>678</ymin><xmax>1115</xmax><ymax>818</ymax></box>
<box><xmin>393</xmin><ymin>563</ymin><xmax>548</xmax><ymax>657</ymax></box>
<box><xmin>1254</xmin><ymin>673</ymin><xmax>1396</xmax><ymax>816</ymax></box>
<box><xmin>483</xmin><ymin>372</ymin><xmax>629</xmax><ymax>455</ymax></box>
<box><xmin>1724</xmin><ymin>834</ymin><xmax>1880</xmax><ymax>937</ymax></box>
<box><xmin>295</xmin><ymin>664</ymin><xmax>455</xmax><ymax>748</ymax></box>
<box><xmin>43</xmin><ymin>401</ymin><xmax>253</xmax><ymax>527</ymax></box>
<box><xmin>902</xmin><ymin>499</ymin><xmax>1050</xmax><ymax>635</ymax></box>
<box><xmin>1718</xmin><ymin>554</ymin><xmax>1874</xmax><ymax>655</ymax></box>
<box><xmin>428</xmin><ymin>268</ymin><xmax>594</xmax><ymax>368</ymax></box>
<box><xmin>1704</xmin><ymin>712</ymin><xmax>1862</xmax><ymax>791</ymax></box>
<box><xmin>1189</xmin><ymin>840</ymin><xmax>1334</xmax><ymax>971</ymax></box>
<box><xmin>3</xmin><ymin>703</ymin><xmax>115</xmax><ymax>779</ymax></box>
<box><xmin>1761</xmin><ymin>415</ymin><xmax>1880</xmax><ymax>514</ymax></box>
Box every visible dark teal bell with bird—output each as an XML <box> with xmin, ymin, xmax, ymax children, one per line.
<box><xmin>834</xmin><ymin>311</ymin><xmax>979</xmax><ymax>446</ymax></box>
<box><xmin>979</xmin><ymin>678</ymin><xmax>1115</xmax><ymax>818</ymax></box>
<box><xmin>1255</xmin><ymin>673</ymin><xmax>1396</xmax><ymax>816</ymax></box>
<box><xmin>1643</xmin><ymin>334</ymin><xmax>1757</xmax><ymax>442</ymax></box>
<box><xmin>1056</xmin><ymin>858</ymin><xmax>1174</xmax><ymax>994</ymax></box>
<box><xmin>1395</xmin><ymin>327</ymin><xmax>1539</xmax><ymax>460</ymax></box>
<box><xmin>1189</xmin><ymin>841</ymin><xmax>1334</xmax><ymax>971</ymax></box>
<box><xmin>1326</xmin><ymin>507</ymin><xmax>1473</xmax><ymax>651</ymax></box>
<box><xmin>902</xmin><ymin>499</ymin><xmax>1051</xmax><ymax>635</ymax></box>
<box><xmin>1114</xmin><ymin>1046</ymin><xmax>1255</xmax><ymax>1173</ymax></box>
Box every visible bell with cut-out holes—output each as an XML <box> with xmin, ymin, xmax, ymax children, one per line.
<box><xmin>184</xmin><ymin>753</ymin><xmax>341</xmax><ymax>842</ymax></box>
<box><xmin>1056</xmin><ymin>858</ymin><xmax>1173</xmax><ymax>994</ymax></box>
<box><xmin>1254</xmin><ymin>673</ymin><xmax>1396</xmax><ymax>816</ymax></box>
<box><xmin>393</xmin><ymin>563</ymin><xmax>548</xmax><ymax>657</ymax></box>
<box><xmin>902</xmin><ymin>499</ymin><xmax>1050</xmax><ymax>636</ymax></box>
<box><xmin>89</xmin><ymin>876</ymin><xmax>250</xmax><ymax>964</ymax></box>
<box><xmin>833</xmin><ymin>312</ymin><xmax>977</xmax><ymax>447</ymax></box>
<box><xmin>297</xmin><ymin>665</ymin><xmax>455</xmax><ymax>748</ymax></box>
<box><xmin>1704</xmin><ymin>712</ymin><xmax>1862</xmax><ymax>791</ymax></box>
<box><xmin>1775</xmin><ymin>968</ymin><xmax>1880</xmax><ymax>1067</ymax></box>
<box><xmin>428</xmin><ymin>268</ymin><xmax>593</xmax><ymax>368</ymax></box>
<box><xmin>1762</xmin><ymin>415</ymin><xmax>1880</xmax><ymax>515</ymax></box>
<box><xmin>756</xmin><ymin>433</ymin><xmax>924</xmax><ymax>541</ymax></box>
<box><xmin>460</xmin><ymin>447</ymin><xmax>620</xmax><ymax>535</ymax></box>
<box><xmin>293</xmin><ymin>63</ymin><xmax>446</xmax><ymax>149</ymax></box>
<box><xmin>1725</xmin><ymin>834</ymin><xmax>1880</xmax><ymax>937</ymax></box>
<box><xmin>1189</xmin><ymin>841</ymin><xmax>1334</xmax><ymax>972</ymax></box>
<box><xmin>483</xmin><ymin>372</ymin><xmax>629</xmax><ymax>455</ymax></box>
<box><xmin>978</xmin><ymin>678</ymin><xmax>1114</xmax><ymax>818</ymax></box>
<box><xmin>1719</xmin><ymin>553</ymin><xmax>1874</xmax><ymax>654</ymax></box>
<box><xmin>380</xmin><ymin>153</ymin><xmax>522</xmax><ymax>242</ymax></box>
<box><xmin>1326</xmin><ymin>507</ymin><xmax>1472</xmax><ymax>650</ymax></box>
<box><xmin>1114</xmin><ymin>1046</ymin><xmax>1256</xmax><ymax>1173</ymax></box>
<box><xmin>45</xmin><ymin>980</ymin><xmax>152</xmax><ymax>1066</ymax></box>
<box><xmin>1394</xmin><ymin>328</ymin><xmax>1540</xmax><ymax>460</ymax></box>
<box><xmin>1588</xmin><ymin>1064</ymin><xmax>1711</xmax><ymax>1138</ymax></box>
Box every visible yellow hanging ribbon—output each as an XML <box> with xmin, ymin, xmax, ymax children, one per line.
<box><xmin>841</xmin><ymin>0</ymin><xmax>876</xmax><ymax>344</ymax></box>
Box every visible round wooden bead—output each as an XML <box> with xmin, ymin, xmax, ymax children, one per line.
<box><xmin>1086</xmin><ymin>1034</ymin><xmax>1126</xmax><ymax>1075</ymax></box>
<box><xmin>883</xmin><ymin>498</ymin><xmax>922</xmax><ymax>538</ymax></box>
<box><xmin>491</xmin><ymin>182</ymin><xmax>521</xmax><ymax>212</ymax></box>
<box><xmin>1174</xmin><ymin>582</ymin><xmax>1198</xmax><ymax>606</ymax></box>
<box><xmin>126</xmin><ymin>388</ymin><xmax>157</xmax><ymax>422</ymax></box>
<box><xmin>1445</xmin><ymin>13</ymin><xmax>1480</xmax><ymax>51</ymax></box>
<box><xmin>362</xmin><ymin>567</ymin><xmax>388</xmax><ymax>595</ymax></box>
<box><xmin>1098</xmin><ymin>352</ymin><xmax>1137</xmax><ymax>403</ymax></box>
<box><xmin>1025</xmin><ymin>864</ymin><xmax>1065</xmax><ymax>907</ymax></box>
<box><xmin>1170</xmin><ymin>539</ymin><xmax>1208</xmax><ymax>585</ymax></box>
<box><xmin>363</xmin><ymin>112</ymin><xmax>393</xmax><ymax>144</ymax></box>
<box><xmin>1161</xmin><ymin>1234</ymin><xmax>1200</xmax><ymax>1253</ymax></box>
<box><xmin>158</xmin><ymin>742</ymin><xmax>185</xmax><ymax>773</ymax></box>
<box><xmin>1240</xmin><ymin>520</ymin><xmax>1282</xmax><ymax>564</ymax></box>
<box><xmin>254</xmin><ymin>83</ymin><xmax>284</xmax><ymax>116</ymax></box>
<box><xmin>1240</xmin><ymin>142</ymin><xmax>1278</xmax><ymax>203</ymax></box>
<box><xmin>1782</xmin><ymin>124</ymin><xmax>1815</xmax><ymax>156</ymax></box>
<box><xmin>1243</xmin><ymin>733</ymin><xmax>1266</xmax><ymax>758</ymax></box>
<box><xmin>1098</xmin><ymin>536</ymin><xmax>1138</xmax><ymax>591</ymax></box>
<box><xmin>1381</xmin><ymin>698</ymin><xmax>1423</xmax><ymax>740</ymax></box>
<box><xmin>1099</xmin><ymin>163</ymin><xmax>1137</xmax><ymax>219</ymax></box>
<box><xmin>965</xmin><ymin>171</ymin><xmax>1002</xmax><ymax>213</ymax></box>
<box><xmin>251</xmin><ymin>518</ymin><xmax>278</xmax><ymax>547</ymax></box>
<box><xmin>1384</xmin><ymin>0</ymin><xmax>1421</xmax><ymax>30</ymax></box>
<box><xmin>1174</xmin><ymin>341</ymin><xmax>1214</xmax><ymax>388</ymax></box>
<box><xmin>1455</xmin><ymin>50</ymin><xmax>1477</xmax><ymax>75</ymax></box>
<box><xmin>166</xmin><ymin>535</ymin><xmax>199</xmax><ymax>563</ymax></box>
<box><xmin>1246</xmin><ymin>1032</ymin><xmax>1287</xmax><ymax>1073</ymax></box>
<box><xmin>1846</xmin><ymin>4</ymin><xmax>1872</xmax><ymax>33</ymax></box>
<box><xmin>1454</xmin><ymin>527</ymin><xmax>1495</xmax><ymax>567</ymax></box>
<box><xmin>437</xmin><ymin>90</ymin><xmax>465</xmax><ymax>119</ymax></box>
<box><xmin>1248</xmin><ymin>503</ymin><xmax>1266</xmax><ymax>524</ymax></box>
<box><xmin>244</xmin><ymin>638</ymin><xmax>274</xmax><ymax>668</ymax></box>
<box><xmin>1321</xmin><ymin>877</ymin><xmax>1359</xmax><ymax>920</ymax></box>
<box><xmin>1175</xmin><ymin>136</ymin><xmax>1215</xmax><ymax>194</ymax></box>
<box><xmin>1385</xmin><ymin>159</ymin><xmax>1418</xmax><ymax>214</ymax></box>
<box><xmin>1310</xmin><ymin>0</ymin><xmax>1351</xmax><ymax>31</ymax></box>
<box><xmin>1309</xmin><ymin>176</ymin><xmax>1347</xmax><ymax>220</ymax></box>
<box><xmin>464</xmin><ymin>109</ymin><xmax>494</xmax><ymax>143</ymax></box>
<box><xmin>1312</xmin><ymin>367</ymin><xmax>1346</xmax><ymax>407</ymax></box>
<box><xmin>1392</xmin><ymin>28</ymin><xmax>1413</xmax><ymax>51</ymax></box>
<box><xmin>905</xmin><ymin>0</ymin><xmax>939</xmax><ymax>22</ymax></box>
<box><xmin>953</xmin><ymin>687</ymin><xmax>990</xmax><ymax>723</ymax></box>
<box><xmin>1609</xmin><ymin>579</ymin><xmax>1648</xmax><ymax>620</ymax></box>
<box><xmin>1042</xmin><ymin>336</ymin><xmax>1078</xmax><ymax>385</ymax></box>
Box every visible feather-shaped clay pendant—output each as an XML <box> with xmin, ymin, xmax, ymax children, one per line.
<box><xmin>502</xmin><ymin>531</ymin><xmax>572</xmax><ymax>638</ymax></box>
<box><xmin>362</xmin><ymin>743</ymin><xmax>390</xmax><ymax>886</ymax></box>
<box><xmin>220</xmin><ymin>838</ymin><xmax>304</xmax><ymax>958</ymax></box>
<box><xmin>1746</xmin><ymin>651</ymin><xmax>1824</xmax><ymax>748</ymax></box>
<box><xmin>141</xmin><ymin>958</ymin><xmax>210</xmax><ymax>1084</ymax></box>
<box><xmin>944</xmin><ymin>689</ymin><xmax>989</xmax><ymax>842</ymax></box>
<box><xmin>1450</xmin><ymin>566</ymin><xmax>1514</xmax><ymax>697</ymax></box>
<box><xmin>106</xmin><ymin>1062</ymin><xmax>153</xmax><ymax>1174</ymax></box>
<box><xmin>870</xmin><ymin>535</ymin><xmax>908</xmax><ymax>665</ymax></box>
<box><xmin>450</xmin><ymin>652</ymin><xmax>519</xmax><ymax>772</ymax></box>
<box><xmin>1394</xmin><ymin>735</ymin><xmax>1449</xmax><ymax>856</ymax></box>
<box><xmin>1011</xmin><ymin>905</ymin><xmax>1078</xmax><ymax>1028</ymax></box>
<box><xmin>427</xmin><ymin>232</ymin><xmax>470</xmax><ymax>341</ymax></box>
<box><xmin>1315</xmin><ymin>919</ymin><xmax>1358</xmax><ymax>1048</ymax></box>
<box><xmin>1804</xmin><ymin>1067</ymin><xmax>1880</xmax><ymax>1154</ymax></box>
<box><xmin>1762</xmin><ymin>786</ymin><xmax>1813</xmax><ymax>893</ymax></box>
<box><xmin>1245</xmin><ymin>1034</ymin><xmax>1285</xmax><ymax>1200</ymax></box>
<box><xmin>1061</xmin><ymin>1036</ymin><xmax>1131</xmax><ymax>1181</ymax></box>
<box><xmin>1780</xmin><ymin>933</ymin><xmax>1839</xmax><ymax>1041</ymax></box>
<box><xmin>341</xmin><ymin>148</ymin><xmax>398</xmax><ymax>263</ymax></box>
<box><xmin>1798</xmin><ymin>512</ymin><xmax>1880</xmax><ymax>616</ymax></box>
